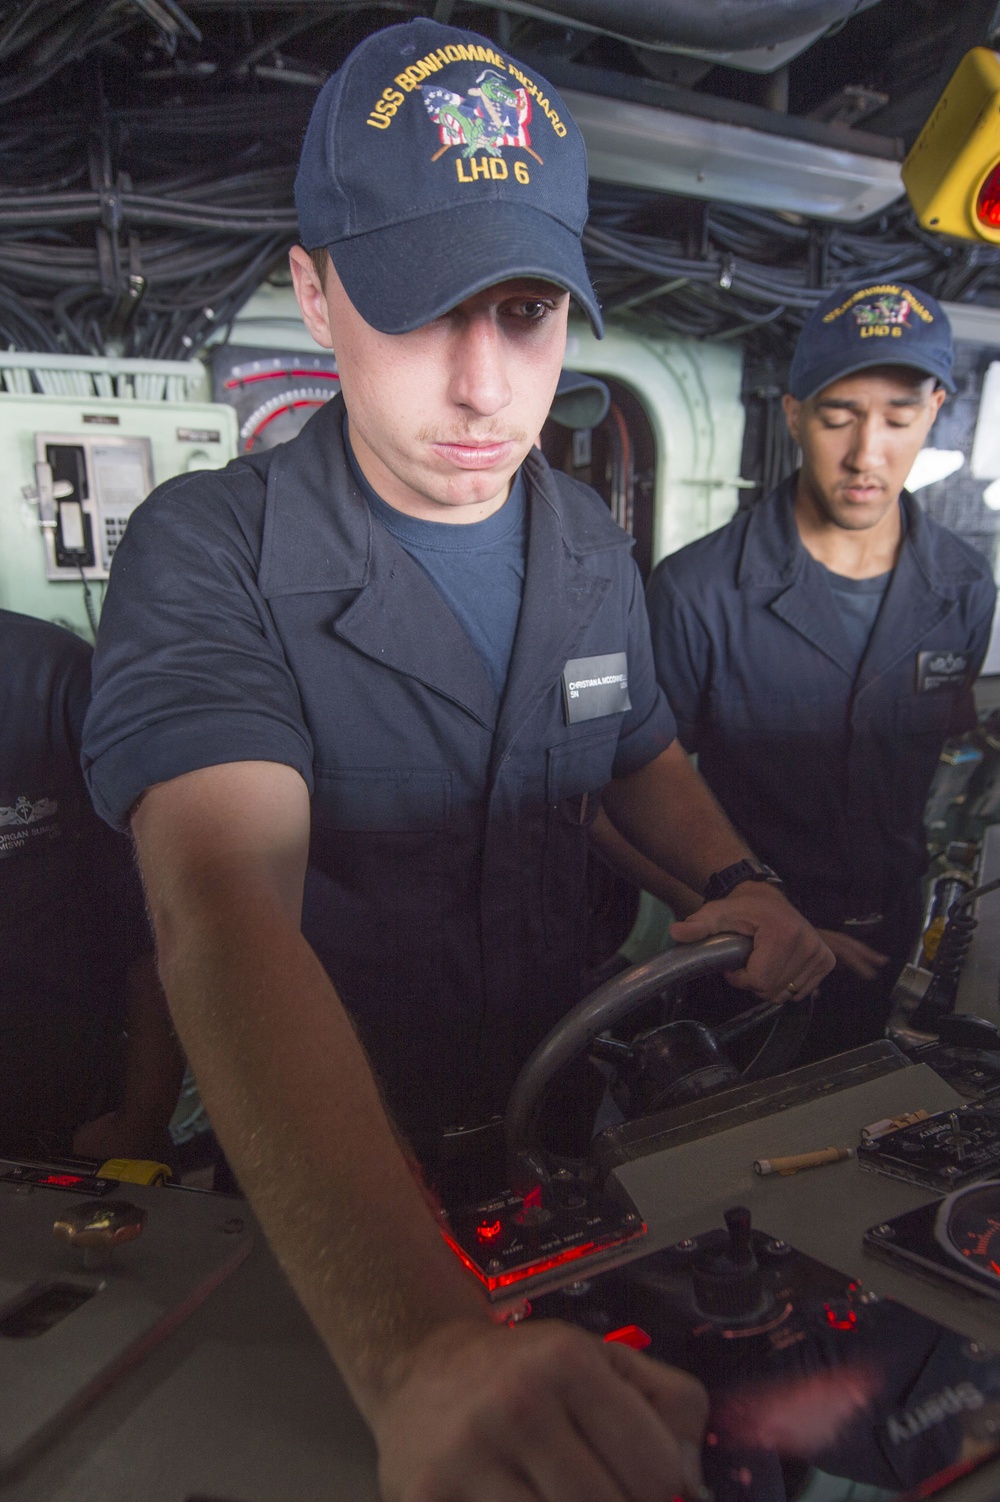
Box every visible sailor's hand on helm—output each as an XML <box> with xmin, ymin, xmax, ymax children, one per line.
<box><xmin>671</xmin><ymin>881</ymin><xmax>835</xmax><ymax>1003</ymax></box>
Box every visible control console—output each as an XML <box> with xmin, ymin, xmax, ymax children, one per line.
<box><xmin>530</xmin><ymin>1206</ymin><xmax>1000</xmax><ymax>1500</ymax></box>
<box><xmin>0</xmin><ymin>1160</ymin><xmax>252</xmax><ymax>1480</ymax></box>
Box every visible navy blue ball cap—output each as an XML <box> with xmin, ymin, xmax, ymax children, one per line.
<box><xmin>295</xmin><ymin>18</ymin><xmax>603</xmax><ymax>337</ymax></box>
<box><xmin>789</xmin><ymin>281</ymin><xmax>955</xmax><ymax>401</ymax></box>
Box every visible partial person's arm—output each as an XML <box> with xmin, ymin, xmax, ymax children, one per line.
<box><xmin>132</xmin><ymin>759</ymin><xmax>709</xmax><ymax>1502</ymax></box>
<box><xmin>72</xmin><ymin>953</ymin><xmax>186</xmax><ymax>1161</ymax></box>
<box><xmin>590</xmin><ymin>805</ymin><xmax>701</xmax><ymax>917</ymax></box>
<box><xmin>601</xmin><ymin>741</ymin><xmax>834</xmax><ymax>1001</ymax></box>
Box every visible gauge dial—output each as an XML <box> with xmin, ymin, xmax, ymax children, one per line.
<box><xmin>935</xmin><ymin>1180</ymin><xmax>1000</xmax><ymax>1280</ymax></box>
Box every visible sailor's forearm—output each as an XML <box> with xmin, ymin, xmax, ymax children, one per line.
<box><xmin>602</xmin><ymin>741</ymin><xmax>752</xmax><ymax>896</ymax></box>
<box><xmin>589</xmin><ymin>806</ymin><xmax>703</xmax><ymax>917</ymax></box>
<box><xmin>131</xmin><ymin>775</ymin><xmax>489</xmax><ymax>1423</ymax></box>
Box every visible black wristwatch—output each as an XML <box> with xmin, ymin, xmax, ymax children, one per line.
<box><xmin>702</xmin><ymin>857</ymin><xmax>783</xmax><ymax>904</ymax></box>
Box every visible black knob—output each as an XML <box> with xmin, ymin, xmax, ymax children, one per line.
<box><xmin>691</xmin><ymin>1205</ymin><xmax>770</xmax><ymax>1323</ymax></box>
<box><xmin>725</xmin><ymin>1206</ymin><xmax>753</xmax><ymax>1268</ymax></box>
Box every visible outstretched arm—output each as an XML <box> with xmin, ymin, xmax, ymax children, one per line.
<box><xmin>132</xmin><ymin>758</ymin><xmax>709</xmax><ymax>1502</ymax></box>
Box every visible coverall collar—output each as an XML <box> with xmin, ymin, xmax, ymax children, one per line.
<box><xmin>737</xmin><ymin>472</ymin><xmax>982</xmax><ymax>685</ymax></box>
<box><xmin>257</xmin><ymin>394</ymin><xmax>627</xmax><ymax>732</ymax></box>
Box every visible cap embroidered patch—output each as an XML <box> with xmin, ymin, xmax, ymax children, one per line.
<box><xmin>423</xmin><ymin>71</ymin><xmax>537</xmax><ymax>171</ymax></box>
<box><xmin>788</xmin><ymin>279</ymin><xmax>954</xmax><ymax>401</ymax></box>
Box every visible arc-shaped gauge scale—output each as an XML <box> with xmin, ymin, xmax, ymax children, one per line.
<box><xmin>936</xmin><ymin>1180</ymin><xmax>1000</xmax><ymax>1282</ymax></box>
<box><xmin>239</xmin><ymin>382</ymin><xmax>339</xmax><ymax>451</ymax></box>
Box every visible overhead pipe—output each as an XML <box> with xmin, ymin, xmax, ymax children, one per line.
<box><xmin>468</xmin><ymin>0</ymin><xmax>881</xmax><ymax>54</ymax></box>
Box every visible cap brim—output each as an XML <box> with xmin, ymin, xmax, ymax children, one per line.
<box><xmin>793</xmin><ymin>350</ymin><xmax>956</xmax><ymax>402</ymax></box>
<box><xmin>327</xmin><ymin>199</ymin><xmax>603</xmax><ymax>338</ymax></box>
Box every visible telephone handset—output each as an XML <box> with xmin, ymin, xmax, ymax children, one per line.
<box><xmin>46</xmin><ymin>444</ymin><xmax>96</xmax><ymax>569</ymax></box>
<box><xmin>34</xmin><ymin>433</ymin><xmax>153</xmax><ymax>583</ymax></box>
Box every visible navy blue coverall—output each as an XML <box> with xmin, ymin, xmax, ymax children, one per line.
<box><xmin>647</xmin><ymin>474</ymin><xmax>996</xmax><ymax>1057</ymax></box>
<box><xmin>83</xmin><ymin>395</ymin><xmax>675</xmax><ymax>1152</ymax></box>
<box><xmin>1</xmin><ymin>610</ymin><xmax>146</xmax><ymax>1156</ymax></box>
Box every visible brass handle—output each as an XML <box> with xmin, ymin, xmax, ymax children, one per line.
<box><xmin>53</xmin><ymin>1199</ymin><xmax>147</xmax><ymax>1269</ymax></box>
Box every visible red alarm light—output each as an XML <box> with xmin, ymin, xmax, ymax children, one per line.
<box><xmin>977</xmin><ymin>163</ymin><xmax>1000</xmax><ymax>229</ymax></box>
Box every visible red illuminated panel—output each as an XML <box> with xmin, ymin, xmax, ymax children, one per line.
<box><xmin>441</xmin><ymin>1222</ymin><xmax>647</xmax><ymax>1293</ymax></box>
<box><xmin>41</xmin><ymin>1174</ymin><xmax>84</xmax><ymax>1187</ymax></box>
<box><xmin>476</xmin><ymin>1221</ymin><xmax>502</xmax><ymax>1243</ymax></box>
<box><xmin>245</xmin><ymin>400</ymin><xmax>328</xmax><ymax>451</ymax></box>
<box><xmin>604</xmin><ymin>1324</ymin><xmax>652</xmax><ymax>1351</ymax></box>
<box><xmin>976</xmin><ymin>163</ymin><xmax>1000</xmax><ymax>229</ymax></box>
<box><xmin>823</xmin><ymin>1303</ymin><xmax>858</xmax><ymax>1332</ymax></box>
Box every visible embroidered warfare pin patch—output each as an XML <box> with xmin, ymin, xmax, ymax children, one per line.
<box><xmin>917</xmin><ymin>650</ymin><xmax>971</xmax><ymax>692</ymax></box>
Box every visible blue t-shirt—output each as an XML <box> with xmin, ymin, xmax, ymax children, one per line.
<box><xmin>816</xmin><ymin>561</ymin><xmax>892</xmax><ymax>679</ymax></box>
<box><xmin>345</xmin><ymin>424</ymin><xmax>527</xmax><ymax>697</ymax></box>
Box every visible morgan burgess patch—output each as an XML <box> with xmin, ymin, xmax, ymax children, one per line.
<box><xmin>0</xmin><ymin>794</ymin><xmax>60</xmax><ymax>860</ymax></box>
<box><xmin>917</xmin><ymin>649</ymin><xmax>971</xmax><ymax>692</ymax></box>
<box><xmin>562</xmin><ymin>653</ymin><xmax>631</xmax><ymax>724</ymax></box>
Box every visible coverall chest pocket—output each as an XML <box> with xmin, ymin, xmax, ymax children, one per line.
<box><xmin>310</xmin><ymin>768</ymin><xmax>453</xmax><ymax>979</ymax></box>
<box><xmin>894</xmin><ymin>691</ymin><xmax>955</xmax><ymax>741</ymax></box>
<box><xmin>542</xmin><ymin>726</ymin><xmax>620</xmax><ymax>949</ymax></box>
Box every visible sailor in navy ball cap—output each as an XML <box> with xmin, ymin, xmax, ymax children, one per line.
<box><xmin>84</xmin><ymin>18</ymin><xmax>832</xmax><ymax>1500</ymax></box>
<box><xmin>642</xmin><ymin>282</ymin><xmax>995</xmax><ymax>1067</ymax></box>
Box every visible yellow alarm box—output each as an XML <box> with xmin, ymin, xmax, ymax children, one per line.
<box><xmin>98</xmin><ymin>1157</ymin><xmax>173</xmax><ymax>1187</ymax></box>
<box><xmin>902</xmin><ymin>46</ymin><xmax>1000</xmax><ymax>243</ymax></box>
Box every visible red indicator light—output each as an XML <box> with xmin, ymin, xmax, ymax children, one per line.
<box><xmin>476</xmin><ymin>1220</ymin><xmax>502</xmax><ymax>1243</ymax></box>
<box><xmin>441</xmin><ymin>1221</ymin><xmax>647</xmax><ymax>1292</ymax></box>
<box><xmin>522</xmin><ymin>1185</ymin><xmax>543</xmax><ymax>1211</ymax></box>
<box><xmin>990</xmin><ymin>1260</ymin><xmax>1000</xmax><ymax>1277</ymax></box>
<box><xmin>977</xmin><ymin>163</ymin><xmax>1000</xmax><ymax>229</ymax></box>
<box><xmin>604</xmin><ymin>1324</ymin><xmax>652</xmax><ymax>1351</ymax></box>
<box><xmin>823</xmin><ymin>1303</ymin><xmax>857</xmax><ymax>1331</ymax></box>
<box><xmin>42</xmin><ymin>1174</ymin><xmax>83</xmax><ymax>1187</ymax></box>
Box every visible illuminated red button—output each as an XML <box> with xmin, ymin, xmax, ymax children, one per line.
<box><xmin>604</xmin><ymin>1324</ymin><xmax>652</xmax><ymax>1351</ymax></box>
<box><xmin>823</xmin><ymin>1302</ymin><xmax>858</xmax><ymax>1331</ymax></box>
<box><xmin>476</xmin><ymin>1220</ymin><xmax>502</xmax><ymax>1243</ymax></box>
